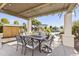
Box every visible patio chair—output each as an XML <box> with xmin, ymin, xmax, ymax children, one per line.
<box><xmin>16</xmin><ymin>35</ymin><xmax>26</xmax><ymax>54</ymax></box>
<box><xmin>21</xmin><ymin>35</ymin><xmax>39</xmax><ymax>56</ymax></box>
<box><xmin>41</xmin><ymin>34</ymin><xmax>55</xmax><ymax>53</ymax></box>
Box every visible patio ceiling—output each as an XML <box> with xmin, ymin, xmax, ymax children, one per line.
<box><xmin>0</xmin><ymin>3</ymin><xmax>77</xmax><ymax>19</ymax></box>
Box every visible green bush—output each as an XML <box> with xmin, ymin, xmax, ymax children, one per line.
<box><xmin>1</xmin><ymin>18</ymin><xmax>9</xmax><ymax>24</ymax></box>
<box><xmin>14</xmin><ymin>20</ymin><xmax>19</xmax><ymax>25</ymax></box>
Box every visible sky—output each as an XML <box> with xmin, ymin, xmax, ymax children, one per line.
<box><xmin>38</xmin><ymin>7</ymin><xmax>79</xmax><ymax>27</ymax></box>
<box><xmin>0</xmin><ymin>12</ymin><xmax>27</xmax><ymax>25</ymax></box>
<box><xmin>0</xmin><ymin>7</ymin><xmax>79</xmax><ymax>27</ymax></box>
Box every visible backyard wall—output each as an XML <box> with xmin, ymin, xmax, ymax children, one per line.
<box><xmin>3</xmin><ymin>25</ymin><xmax>21</xmax><ymax>38</ymax></box>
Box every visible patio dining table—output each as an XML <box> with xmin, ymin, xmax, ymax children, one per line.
<box><xmin>20</xmin><ymin>34</ymin><xmax>47</xmax><ymax>52</ymax></box>
<box><xmin>30</xmin><ymin>35</ymin><xmax>47</xmax><ymax>52</ymax></box>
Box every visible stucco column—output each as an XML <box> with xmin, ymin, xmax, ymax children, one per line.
<box><xmin>62</xmin><ymin>12</ymin><xmax>74</xmax><ymax>47</ymax></box>
<box><xmin>27</xmin><ymin>18</ymin><xmax>32</xmax><ymax>33</ymax></box>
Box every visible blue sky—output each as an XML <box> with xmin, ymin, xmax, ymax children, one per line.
<box><xmin>0</xmin><ymin>13</ymin><xmax>27</xmax><ymax>25</ymax></box>
<box><xmin>0</xmin><ymin>7</ymin><xmax>79</xmax><ymax>27</ymax></box>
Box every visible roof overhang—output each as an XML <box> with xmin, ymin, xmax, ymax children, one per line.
<box><xmin>0</xmin><ymin>3</ymin><xmax>77</xmax><ymax>19</ymax></box>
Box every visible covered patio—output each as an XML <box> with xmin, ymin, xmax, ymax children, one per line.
<box><xmin>0</xmin><ymin>3</ymin><xmax>78</xmax><ymax>56</ymax></box>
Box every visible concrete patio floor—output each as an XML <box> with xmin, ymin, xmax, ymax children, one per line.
<box><xmin>0</xmin><ymin>37</ymin><xmax>79</xmax><ymax>56</ymax></box>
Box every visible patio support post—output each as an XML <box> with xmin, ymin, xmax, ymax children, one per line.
<box><xmin>62</xmin><ymin>12</ymin><xmax>74</xmax><ymax>47</ymax></box>
<box><xmin>27</xmin><ymin>18</ymin><xmax>32</xmax><ymax>33</ymax></box>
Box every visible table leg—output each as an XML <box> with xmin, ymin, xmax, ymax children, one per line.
<box><xmin>32</xmin><ymin>39</ymin><xmax>34</xmax><ymax>56</ymax></box>
<box><xmin>39</xmin><ymin>40</ymin><xmax>42</xmax><ymax>52</ymax></box>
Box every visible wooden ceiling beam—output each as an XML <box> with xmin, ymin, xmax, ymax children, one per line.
<box><xmin>0</xmin><ymin>9</ymin><xmax>29</xmax><ymax>20</ymax></box>
<box><xmin>0</xmin><ymin>3</ymin><xmax>7</xmax><ymax>10</ymax></box>
<box><xmin>28</xmin><ymin>3</ymin><xmax>77</xmax><ymax>18</ymax></box>
<box><xmin>19</xmin><ymin>3</ymin><xmax>49</xmax><ymax>15</ymax></box>
<box><xmin>67</xmin><ymin>3</ymin><xmax>77</xmax><ymax>12</ymax></box>
<box><xmin>18</xmin><ymin>3</ymin><xmax>45</xmax><ymax>14</ymax></box>
<box><xmin>28</xmin><ymin>8</ymin><xmax>67</xmax><ymax>18</ymax></box>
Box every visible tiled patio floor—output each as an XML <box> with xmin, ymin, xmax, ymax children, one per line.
<box><xmin>0</xmin><ymin>37</ymin><xmax>79</xmax><ymax>56</ymax></box>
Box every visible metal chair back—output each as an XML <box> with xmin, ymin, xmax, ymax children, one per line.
<box><xmin>16</xmin><ymin>35</ymin><xmax>23</xmax><ymax>44</ymax></box>
<box><xmin>48</xmin><ymin>35</ymin><xmax>54</xmax><ymax>47</ymax></box>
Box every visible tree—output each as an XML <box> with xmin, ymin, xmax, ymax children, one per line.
<box><xmin>22</xmin><ymin>23</ymin><xmax>27</xmax><ymax>31</ymax></box>
<box><xmin>0</xmin><ymin>22</ymin><xmax>3</xmax><ymax>26</ymax></box>
<box><xmin>60</xmin><ymin>26</ymin><xmax>63</xmax><ymax>29</ymax></box>
<box><xmin>60</xmin><ymin>26</ymin><xmax>64</xmax><ymax>34</ymax></box>
<box><xmin>1</xmin><ymin>18</ymin><xmax>9</xmax><ymax>24</ymax></box>
<box><xmin>53</xmin><ymin>26</ymin><xmax>59</xmax><ymax>32</ymax></box>
<box><xmin>44</xmin><ymin>26</ymin><xmax>51</xmax><ymax>34</ymax></box>
<box><xmin>32</xmin><ymin>18</ymin><xmax>41</xmax><ymax>26</ymax></box>
<box><xmin>49</xmin><ymin>26</ymin><xmax>53</xmax><ymax>32</ymax></box>
<box><xmin>0</xmin><ymin>22</ymin><xmax>3</xmax><ymax>33</ymax></box>
<box><xmin>72</xmin><ymin>20</ymin><xmax>79</xmax><ymax>35</ymax></box>
<box><xmin>14</xmin><ymin>20</ymin><xmax>19</xmax><ymax>25</ymax></box>
<box><xmin>31</xmin><ymin>18</ymin><xmax>42</xmax><ymax>31</ymax></box>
